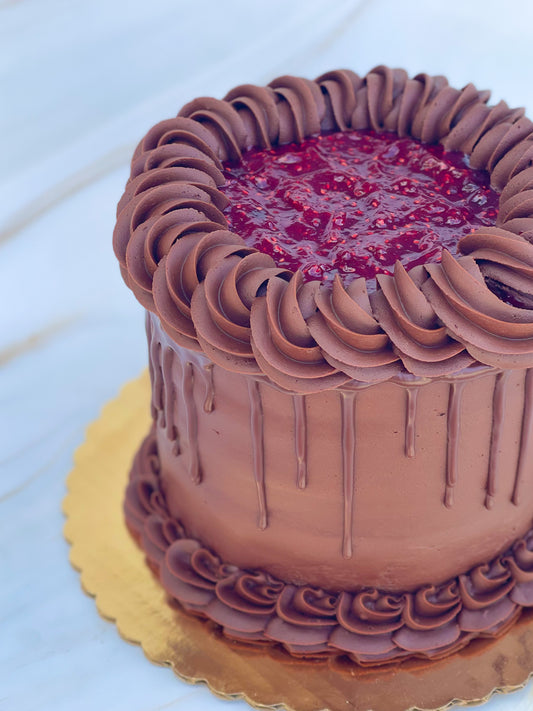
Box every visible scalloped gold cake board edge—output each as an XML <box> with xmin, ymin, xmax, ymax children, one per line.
<box><xmin>63</xmin><ymin>371</ymin><xmax>533</xmax><ymax>711</ymax></box>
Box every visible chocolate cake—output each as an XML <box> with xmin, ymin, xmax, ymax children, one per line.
<box><xmin>114</xmin><ymin>67</ymin><xmax>533</xmax><ymax>666</ymax></box>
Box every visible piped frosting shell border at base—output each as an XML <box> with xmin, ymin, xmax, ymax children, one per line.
<box><xmin>113</xmin><ymin>66</ymin><xmax>533</xmax><ymax>393</ymax></box>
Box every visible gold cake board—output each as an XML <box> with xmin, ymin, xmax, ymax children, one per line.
<box><xmin>63</xmin><ymin>372</ymin><xmax>533</xmax><ymax>711</ymax></box>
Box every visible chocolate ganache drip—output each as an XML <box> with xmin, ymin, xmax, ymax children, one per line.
<box><xmin>114</xmin><ymin>66</ymin><xmax>533</xmax><ymax>391</ymax></box>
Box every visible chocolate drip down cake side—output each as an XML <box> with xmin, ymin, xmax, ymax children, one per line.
<box><xmin>114</xmin><ymin>67</ymin><xmax>533</xmax><ymax>666</ymax></box>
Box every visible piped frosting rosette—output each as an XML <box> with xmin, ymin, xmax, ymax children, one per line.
<box><xmin>423</xmin><ymin>236</ymin><xmax>533</xmax><ymax>368</ymax></box>
<box><xmin>114</xmin><ymin>66</ymin><xmax>533</xmax><ymax>392</ymax></box>
<box><xmin>125</xmin><ymin>430</ymin><xmax>533</xmax><ymax>665</ymax></box>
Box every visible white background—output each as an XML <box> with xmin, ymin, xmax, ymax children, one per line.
<box><xmin>2</xmin><ymin>1</ymin><xmax>533</xmax><ymax>709</ymax></box>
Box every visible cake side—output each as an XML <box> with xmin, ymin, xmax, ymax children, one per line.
<box><xmin>146</xmin><ymin>314</ymin><xmax>533</xmax><ymax>593</ymax></box>
<box><xmin>123</xmin><ymin>313</ymin><xmax>533</xmax><ymax>665</ymax></box>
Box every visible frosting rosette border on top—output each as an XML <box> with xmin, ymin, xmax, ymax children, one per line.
<box><xmin>113</xmin><ymin>66</ymin><xmax>533</xmax><ymax>393</ymax></box>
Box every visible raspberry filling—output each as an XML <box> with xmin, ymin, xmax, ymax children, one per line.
<box><xmin>221</xmin><ymin>130</ymin><xmax>499</xmax><ymax>285</ymax></box>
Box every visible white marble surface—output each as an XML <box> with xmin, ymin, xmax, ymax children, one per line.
<box><xmin>3</xmin><ymin>1</ymin><xmax>533</xmax><ymax>709</ymax></box>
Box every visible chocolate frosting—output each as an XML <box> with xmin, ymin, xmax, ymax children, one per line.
<box><xmin>125</xmin><ymin>430</ymin><xmax>533</xmax><ymax>665</ymax></box>
<box><xmin>114</xmin><ymin>67</ymin><xmax>533</xmax><ymax>392</ymax></box>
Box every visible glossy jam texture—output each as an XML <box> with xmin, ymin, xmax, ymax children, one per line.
<box><xmin>222</xmin><ymin>130</ymin><xmax>499</xmax><ymax>284</ymax></box>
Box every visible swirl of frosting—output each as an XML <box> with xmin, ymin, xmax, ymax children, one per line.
<box><xmin>276</xmin><ymin>585</ymin><xmax>337</xmax><ymax>626</ymax></box>
<box><xmin>442</xmin><ymin>100</ymin><xmax>524</xmax><ymax>155</ymax></box>
<box><xmin>130</xmin><ymin>115</ymin><xmax>223</xmax><ymax>165</ymax></box>
<box><xmin>178</xmin><ymin>96</ymin><xmax>251</xmax><ymax>161</ymax></box>
<box><xmin>508</xmin><ymin>534</ymin><xmax>533</xmax><ymax>606</ymax></box>
<box><xmin>410</xmin><ymin>74</ymin><xmax>472</xmax><ymax>143</ymax></box>
<box><xmin>395</xmin><ymin>73</ymin><xmax>447</xmax><ymax>139</ymax></box>
<box><xmin>250</xmin><ymin>272</ymin><xmax>352</xmax><ymax>392</ymax></box>
<box><xmin>403</xmin><ymin>583</ymin><xmax>461</xmax><ymax>630</ymax></box>
<box><xmin>126</xmin><ymin>430</ymin><xmax>533</xmax><ymax>665</ymax></box>
<box><xmin>459</xmin><ymin>560</ymin><xmax>514</xmax><ymax>609</ymax></box>
<box><xmin>124</xmin><ymin>476</ymin><xmax>154</xmax><ymax>533</ymax></box>
<box><xmin>354</xmin><ymin>65</ymin><xmax>408</xmax><ymax>133</ymax></box>
<box><xmin>216</xmin><ymin>572</ymin><xmax>283</xmax><ymax>615</ymax></box>
<box><xmin>306</xmin><ymin>275</ymin><xmax>402</xmax><ymax>382</ymax></box>
<box><xmin>191</xmin><ymin>251</ymin><xmax>291</xmax><ymax>373</ymax></box>
<box><xmin>337</xmin><ymin>589</ymin><xmax>403</xmax><ymax>635</ymax></box>
<box><xmin>223</xmin><ymin>83</ymin><xmax>280</xmax><ymax>149</ymax></box>
<box><xmin>393</xmin><ymin>583</ymin><xmax>462</xmax><ymax>653</ymax></box>
<box><xmin>117</xmin><ymin>164</ymin><xmax>225</xmax><ymax>219</ymax></box>
<box><xmin>266</xmin><ymin>585</ymin><xmax>337</xmax><ymax>653</ymax></box>
<box><xmin>502</xmin><ymin>166</ymin><xmax>533</xmax><ymax>195</ymax></box>
<box><xmin>152</xmin><ymin>229</ymin><xmax>254</xmax><ymax>350</ymax></box>
<box><xmin>458</xmin><ymin>559</ymin><xmax>517</xmax><ymax>633</ymax></box>
<box><xmin>315</xmin><ymin>70</ymin><xmax>363</xmax><ymax>131</ymax></box>
<box><xmin>508</xmin><ymin>534</ymin><xmax>533</xmax><ymax>582</ymax></box>
<box><xmin>423</xmin><ymin>249</ymin><xmax>533</xmax><ymax>368</ymax></box>
<box><xmin>115</xmin><ymin>66</ymin><xmax>533</xmax><ymax>390</ymax></box>
<box><xmin>210</xmin><ymin>570</ymin><xmax>283</xmax><ymax>636</ymax></box>
<box><xmin>490</xmin><ymin>135</ymin><xmax>533</xmax><ymax>192</ymax></box>
<box><xmin>268</xmin><ymin>76</ymin><xmax>326</xmax><ymax>144</ymax></box>
<box><xmin>114</xmin><ymin>174</ymin><xmax>228</xmax><ymax>311</ymax></box>
<box><xmin>469</xmin><ymin>116</ymin><xmax>533</xmax><ymax>184</ymax></box>
<box><xmin>123</xmin><ymin>431</ymin><xmax>163</xmax><ymax>531</ymax></box>
<box><xmin>459</xmin><ymin>227</ymin><xmax>533</xmax><ymax>300</ymax></box>
<box><xmin>141</xmin><ymin>514</ymin><xmax>182</xmax><ymax>567</ymax></box>
<box><xmin>497</xmin><ymin>183</ymin><xmax>533</xmax><ymax>238</ymax></box>
<box><xmin>160</xmin><ymin>540</ymin><xmax>218</xmax><ymax>608</ymax></box>
<box><xmin>370</xmin><ymin>262</ymin><xmax>474</xmax><ymax>375</ymax></box>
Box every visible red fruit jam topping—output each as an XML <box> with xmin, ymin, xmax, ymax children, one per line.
<box><xmin>221</xmin><ymin>130</ymin><xmax>499</xmax><ymax>285</ymax></box>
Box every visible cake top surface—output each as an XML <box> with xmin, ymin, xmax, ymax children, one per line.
<box><xmin>221</xmin><ymin>129</ymin><xmax>499</xmax><ymax>285</ymax></box>
<box><xmin>114</xmin><ymin>66</ymin><xmax>533</xmax><ymax>392</ymax></box>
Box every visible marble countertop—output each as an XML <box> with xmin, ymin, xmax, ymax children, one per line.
<box><xmin>3</xmin><ymin>1</ymin><xmax>533</xmax><ymax>708</ymax></box>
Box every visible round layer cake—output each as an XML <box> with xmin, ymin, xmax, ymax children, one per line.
<box><xmin>115</xmin><ymin>66</ymin><xmax>533</xmax><ymax>666</ymax></box>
